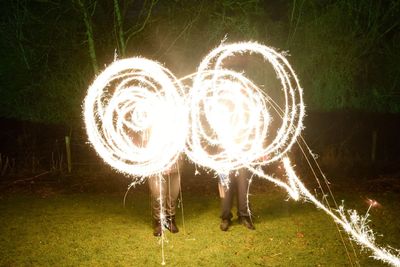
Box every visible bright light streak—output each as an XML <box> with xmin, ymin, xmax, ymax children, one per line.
<box><xmin>83</xmin><ymin>43</ymin><xmax>400</xmax><ymax>267</ymax></box>
<box><xmin>84</xmin><ymin>57</ymin><xmax>188</xmax><ymax>180</ymax></box>
<box><xmin>185</xmin><ymin>41</ymin><xmax>399</xmax><ymax>266</ymax></box>
<box><xmin>186</xmin><ymin>42</ymin><xmax>304</xmax><ymax>174</ymax></box>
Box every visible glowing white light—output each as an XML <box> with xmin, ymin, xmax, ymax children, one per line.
<box><xmin>186</xmin><ymin>41</ymin><xmax>399</xmax><ymax>267</ymax></box>
<box><xmin>84</xmin><ymin>57</ymin><xmax>188</xmax><ymax>180</ymax></box>
<box><xmin>83</xmin><ymin>42</ymin><xmax>400</xmax><ymax>267</ymax></box>
<box><xmin>186</xmin><ymin>42</ymin><xmax>304</xmax><ymax>174</ymax></box>
<box><xmin>269</xmin><ymin>157</ymin><xmax>400</xmax><ymax>266</ymax></box>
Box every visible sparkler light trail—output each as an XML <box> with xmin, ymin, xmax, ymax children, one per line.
<box><xmin>185</xmin><ymin>41</ymin><xmax>400</xmax><ymax>266</ymax></box>
<box><xmin>83</xmin><ymin>57</ymin><xmax>188</xmax><ymax>265</ymax></box>
<box><xmin>84</xmin><ymin>57</ymin><xmax>188</xmax><ymax>180</ymax></box>
<box><xmin>83</xmin><ymin>42</ymin><xmax>400</xmax><ymax>266</ymax></box>
<box><xmin>186</xmin><ymin>42</ymin><xmax>304</xmax><ymax>188</ymax></box>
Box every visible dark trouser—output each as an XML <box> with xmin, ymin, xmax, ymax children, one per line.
<box><xmin>220</xmin><ymin>168</ymin><xmax>251</xmax><ymax>220</ymax></box>
<box><xmin>148</xmin><ymin>172</ymin><xmax>181</xmax><ymax>221</ymax></box>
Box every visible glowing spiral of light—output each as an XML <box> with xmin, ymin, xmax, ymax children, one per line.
<box><xmin>186</xmin><ymin>41</ymin><xmax>304</xmax><ymax>174</ymax></box>
<box><xmin>83</xmin><ymin>43</ymin><xmax>400</xmax><ymax>267</ymax></box>
<box><xmin>84</xmin><ymin>57</ymin><xmax>187</xmax><ymax>179</ymax></box>
<box><xmin>185</xmin><ymin>42</ymin><xmax>400</xmax><ymax>266</ymax></box>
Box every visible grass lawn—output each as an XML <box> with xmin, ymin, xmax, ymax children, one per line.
<box><xmin>0</xmin><ymin>184</ymin><xmax>399</xmax><ymax>266</ymax></box>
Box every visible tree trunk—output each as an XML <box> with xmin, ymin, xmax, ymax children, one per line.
<box><xmin>76</xmin><ymin>0</ymin><xmax>98</xmax><ymax>74</ymax></box>
<box><xmin>113</xmin><ymin>0</ymin><xmax>126</xmax><ymax>57</ymax></box>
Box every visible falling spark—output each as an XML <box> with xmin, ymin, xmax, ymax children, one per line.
<box><xmin>365</xmin><ymin>198</ymin><xmax>381</xmax><ymax>209</ymax></box>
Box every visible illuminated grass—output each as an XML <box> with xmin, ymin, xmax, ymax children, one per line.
<box><xmin>0</xmin><ymin>188</ymin><xmax>398</xmax><ymax>266</ymax></box>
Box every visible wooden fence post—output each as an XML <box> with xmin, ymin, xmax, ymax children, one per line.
<box><xmin>65</xmin><ymin>136</ymin><xmax>72</xmax><ymax>173</ymax></box>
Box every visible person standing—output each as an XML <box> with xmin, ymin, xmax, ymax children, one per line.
<box><xmin>148</xmin><ymin>160</ymin><xmax>181</xmax><ymax>236</ymax></box>
<box><xmin>219</xmin><ymin>168</ymin><xmax>255</xmax><ymax>231</ymax></box>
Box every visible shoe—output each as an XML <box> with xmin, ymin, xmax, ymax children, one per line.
<box><xmin>153</xmin><ymin>220</ymin><xmax>162</xmax><ymax>237</ymax></box>
<box><xmin>239</xmin><ymin>216</ymin><xmax>255</xmax><ymax>230</ymax></box>
<box><xmin>220</xmin><ymin>219</ymin><xmax>231</xmax><ymax>231</ymax></box>
<box><xmin>165</xmin><ymin>216</ymin><xmax>179</xmax><ymax>233</ymax></box>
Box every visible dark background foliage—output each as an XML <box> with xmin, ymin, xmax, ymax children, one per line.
<box><xmin>1</xmin><ymin>0</ymin><xmax>399</xmax><ymax>124</ymax></box>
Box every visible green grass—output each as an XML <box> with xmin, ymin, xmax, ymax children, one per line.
<box><xmin>0</xmin><ymin>188</ymin><xmax>399</xmax><ymax>266</ymax></box>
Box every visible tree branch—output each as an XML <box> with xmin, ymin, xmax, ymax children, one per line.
<box><xmin>125</xmin><ymin>0</ymin><xmax>158</xmax><ymax>48</ymax></box>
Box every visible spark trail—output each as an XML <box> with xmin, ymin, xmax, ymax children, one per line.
<box><xmin>186</xmin><ymin>41</ymin><xmax>400</xmax><ymax>266</ymax></box>
<box><xmin>84</xmin><ymin>57</ymin><xmax>188</xmax><ymax>179</ymax></box>
<box><xmin>83</xmin><ymin>57</ymin><xmax>188</xmax><ymax>265</ymax></box>
<box><xmin>83</xmin><ymin>43</ymin><xmax>400</xmax><ymax>266</ymax></box>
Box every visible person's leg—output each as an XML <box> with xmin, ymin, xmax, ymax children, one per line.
<box><xmin>148</xmin><ymin>174</ymin><xmax>165</xmax><ymax>236</ymax></box>
<box><xmin>236</xmin><ymin>169</ymin><xmax>255</xmax><ymax>230</ymax></box>
<box><xmin>236</xmin><ymin>169</ymin><xmax>251</xmax><ymax>217</ymax></box>
<box><xmin>165</xmin><ymin>171</ymin><xmax>180</xmax><ymax>233</ymax></box>
<box><xmin>220</xmin><ymin>174</ymin><xmax>235</xmax><ymax>231</ymax></box>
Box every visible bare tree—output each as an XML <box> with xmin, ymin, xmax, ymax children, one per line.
<box><xmin>9</xmin><ymin>0</ymin><xmax>32</xmax><ymax>70</ymax></box>
<box><xmin>75</xmin><ymin>0</ymin><xmax>98</xmax><ymax>74</ymax></box>
<box><xmin>113</xmin><ymin>0</ymin><xmax>126</xmax><ymax>56</ymax></box>
<box><xmin>113</xmin><ymin>0</ymin><xmax>159</xmax><ymax>57</ymax></box>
